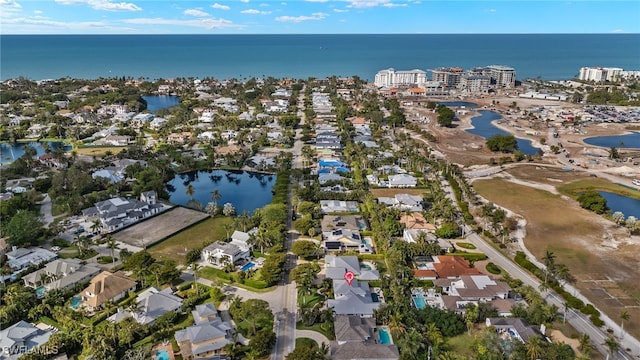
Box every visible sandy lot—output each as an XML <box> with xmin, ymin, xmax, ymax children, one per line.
<box><xmin>112</xmin><ymin>206</ymin><xmax>209</xmax><ymax>249</ymax></box>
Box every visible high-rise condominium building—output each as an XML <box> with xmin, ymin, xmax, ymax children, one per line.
<box><xmin>374</xmin><ymin>68</ymin><xmax>428</xmax><ymax>87</ymax></box>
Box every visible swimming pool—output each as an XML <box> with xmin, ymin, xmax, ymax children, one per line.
<box><xmin>156</xmin><ymin>349</ymin><xmax>170</xmax><ymax>360</ymax></box>
<box><xmin>378</xmin><ymin>327</ymin><xmax>392</xmax><ymax>345</ymax></box>
<box><xmin>71</xmin><ymin>295</ymin><xmax>82</xmax><ymax>309</ymax></box>
<box><xmin>241</xmin><ymin>262</ymin><xmax>256</xmax><ymax>271</ymax></box>
<box><xmin>35</xmin><ymin>286</ymin><xmax>46</xmax><ymax>298</ymax></box>
<box><xmin>412</xmin><ymin>294</ymin><xmax>426</xmax><ymax>310</ymax></box>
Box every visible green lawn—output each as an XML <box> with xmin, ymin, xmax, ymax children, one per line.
<box><xmin>559</xmin><ymin>178</ymin><xmax>640</xmax><ymax>200</ymax></box>
<box><xmin>295</xmin><ymin>337</ymin><xmax>318</xmax><ymax>349</ymax></box>
<box><xmin>447</xmin><ymin>332</ymin><xmax>476</xmax><ymax>358</ymax></box>
<box><xmin>296</xmin><ymin>321</ymin><xmax>335</xmax><ymax>340</ymax></box>
<box><xmin>297</xmin><ymin>292</ymin><xmax>323</xmax><ymax>307</ymax></box>
<box><xmin>147</xmin><ymin>217</ymin><xmax>233</xmax><ymax>263</ymax></box>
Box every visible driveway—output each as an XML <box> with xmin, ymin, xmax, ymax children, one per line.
<box><xmin>296</xmin><ymin>329</ymin><xmax>330</xmax><ymax>347</ymax></box>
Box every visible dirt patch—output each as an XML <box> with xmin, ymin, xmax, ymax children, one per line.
<box><xmin>473</xmin><ymin>178</ymin><xmax>640</xmax><ymax>340</ymax></box>
<box><xmin>112</xmin><ymin>207</ymin><xmax>209</xmax><ymax>249</ymax></box>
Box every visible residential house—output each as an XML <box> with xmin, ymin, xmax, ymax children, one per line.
<box><xmin>318</xmin><ymin>173</ymin><xmax>344</xmax><ymax>185</ymax></box>
<box><xmin>167</xmin><ymin>132</ymin><xmax>194</xmax><ymax>145</ymax></box>
<box><xmin>92</xmin><ymin>168</ymin><xmax>125</xmax><ymax>183</ymax></box>
<box><xmin>108</xmin><ymin>287</ymin><xmax>183</xmax><ymax>325</ymax></box>
<box><xmin>150</xmin><ymin>117</ymin><xmax>168</xmax><ymax>129</ymax></box>
<box><xmin>5</xmin><ymin>247</ymin><xmax>58</xmax><ymax>273</ymax></box>
<box><xmin>434</xmin><ymin>275</ymin><xmax>513</xmax><ymax>313</ymax></box>
<box><xmin>330</xmin><ymin>341</ymin><xmax>400</xmax><ymax>360</ymax></box>
<box><xmin>387</xmin><ymin>174</ymin><xmax>417</xmax><ymax>188</ymax></box>
<box><xmin>315</xmin><ymin>131</ymin><xmax>342</xmax><ymax>149</ymax></box>
<box><xmin>38</xmin><ymin>154</ymin><xmax>66</xmax><ymax>169</ymax></box>
<box><xmin>81</xmin><ymin>191</ymin><xmax>165</xmax><ymax>232</ymax></box>
<box><xmin>198</xmin><ymin>110</ymin><xmax>216</xmax><ymax>123</ymax></box>
<box><xmin>323</xmin><ymin>229</ymin><xmax>372</xmax><ymax>253</ymax></box>
<box><xmin>245</xmin><ymin>155</ymin><xmax>276</xmax><ymax>169</ymax></box>
<box><xmin>271</xmin><ymin>88</ymin><xmax>292</xmax><ymax>97</ymax></box>
<box><xmin>412</xmin><ymin>256</ymin><xmax>481</xmax><ymax>281</ymax></box>
<box><xmin>174</xmin><ymin>303</ymin><xmax>233</xmax><ymax>359</ymax></box>
<box><xmin>320</xmin><ymin>200</ymin><xmax>359</xmax><ymax>214</ymax></box>
<box><xmin>331</xmin><ymin>315</ymin><xmax>400</xmax><ymax>360</ymax></box>
<box><xmin>402</xmin><ymin>229</ymin><xmax>453</xmax><ymax>252</ymax></box>
<box><xmin>0</xmin><ymin>321</ymin><xmax>54</xmax><ymax>360</ymax></box>
<box><xmin>486</xmin><ymin>318</ymin><xmax>547</xmax><ymax>343</ymax></box>
<box><xmin>202</xmin><ymin>230</ymin><xmax>252</xmax><ymax>266</ymax></box>
<box><xmin>377</xmin><ymin>194</ymin><xmax>423</xmax><ymax>212</ymax></box>
<box><xmin>23</xmin><ymin>259</ymin><xmax>100</xmax><ymax>294</ymax></box>
<box><xmin>328</xmin><ymin>279</ymin><xmax>382</xmax><ymax>318</ymax></box>
<box><xmin>78</xmin><ymin>271</ymin><xmax>137</xmax><ymax>311</ymax></box>
<box><xmin>399</xmin><ymin>212</ymin><xmax>436</xmax><ymax>232</ymax></box>
<box><xmin>93</xmin><ymin>135</ymin><xmax>130</xmax><ymax>146</ymax></box>
<box><xmin>325</xmin><ymin>255</ymin><xmax>379</xmax><ymax>281</ymax></box>
<box><xmin>321</xmin><ymin>215</ymin><xmax>367</xmax><ymax>232</ymax></box>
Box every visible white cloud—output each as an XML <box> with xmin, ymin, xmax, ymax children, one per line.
<box><xmin>241</xmin><ymin>8</ymin><xmax>271</xmax><ymax>15</ymax></box>
<box><xmin>123</xmin><ymin>17</ymin><xmax>242</xmax><ymax>30</ymax></box>
<box><xmin>184</xmin><ymin>8</ymin><xmax>210</xmax><ymax>17</ymax></box>
<box><xmin>275</xmin><ymin>12</ymin><xmax>328</xmax><ymax>22</ymax></box>
<box><xmin>611</xmin><ymin>29</ymin><xmax>625</xmax><ymax>33</ymax></box>
<box><xmin>333</xmin><ymin>8</ymin><xmax>348</xmax><ymax>12</ymax></box>
<box><xmin>34</xmin><ymin>9</ymin><xmax>43</xmax><ymax>14</ymax></box>
<box><xmin>2</xmin><ymin>16</ymin><xmax>119</xmax><ymax>31</ymax></box>
<box><xmin>383</xmin><ymin>2</ymin><xmax>406</xmax><ymax>7</ymax></box>
<box><xmin>306</xmin><ymin>0</ymin><xmax>328</xmax><ymax>2</ymax></box>
<box><xmin>54</xmin><ymin>0</ymin><xmax>142</xmax><ymax>12</ymax></box>
<box><xmin>211</xmin><ymin>3</ymin><xmax>230</xmax><ymax>10</ymax></box>
<box><xmin>0</xmin><ymin>0</ymin><xmax>22</xmax><ymax>16</ymax></box>
<box><xmin>240</xmin><ymin>0</ymin><xmax>249</xmax><ymax>2</ymax></box>
<box><xmin>344</xmin><ymin>0</ymin><xmax>397</xmax><ymax>8</ymax></box>
<box><xmin>281</xmin><ymin>2</ymin><xmax>287</xmax><ymax>5</ymax></box>
<box><xmin>488</xmin><ymin>8</ymin><xmax>497</xmax><ymax>13</ymax></box>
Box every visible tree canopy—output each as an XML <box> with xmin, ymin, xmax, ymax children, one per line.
<box><xmin>486</xmin><ymin>134</ymin><xmax>518</xmax><ymax>153</ymax></box>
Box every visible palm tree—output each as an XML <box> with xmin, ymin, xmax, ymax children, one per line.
<box><xmin>525</xmin><ymin>335</ymin><xmax>543</xmax><ymax>360</ymax></box>
<box><xmin>424</xmin><ymin>323</ymin><xmax>444</xmax><ymax>355</ymax></box>
<box><xmin>387</xmin><ymin>312</ymin><xmax>406</xmax><ymax>339</ymax></box>
<box><xmin>191</xmin><ymin>263</ymin><xmax>202</xmax><ymax>294</ymax></box>
<box><xmin>542</xmin><ymin>249</ymin><xmax>556</xmax><ymax>285</ymax></box>
<box><xmin>604</xmin><ymin>337</ymin><xmax>619</xmax><ymax>360</ymax></box>
<box><xmin>578</xmin><ymin>333</ymin><xmax>592</xmax><ymax>357</ymax></box>
<box><xmin>106</xmin><ymin>235</ymin><xmax>117</xmax><ymax>264</ymax></box>
<box><xmin>619</xmin><ymin>310</ymin><xmax>630</xmax><ymax>340</ymax></box>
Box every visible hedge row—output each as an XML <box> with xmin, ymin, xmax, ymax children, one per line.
<box><xmin>446</xmin><ymin>253</ymin><xmax>488</xmax><ymax>262</ymax></box>
<box><xmin>271</xmin><ymin>169</ymin><xmax>291</xmax><ymax>205</ymax></box>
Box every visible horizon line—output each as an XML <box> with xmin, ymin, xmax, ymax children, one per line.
<box><xmin>1</xmin><ymin>32</ymin><xmax>639</xmax><ymax>36</ymax></box>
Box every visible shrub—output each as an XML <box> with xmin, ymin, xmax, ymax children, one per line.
<box><xmin>456</xmin><ymin>242</ymin><xmax>476</xmax><ymax>250</ymax></box>
<box><xmin>52</xmin><ymin>238</ymin><xmax>71</xmax><ymax>247</ymax></box>
<box><xmin>486</xmin><ymin>262</ymin><xmax>501</xmax><ymax>275</ymax></box>
<box><xmin>590</xmin><ymin>314</ymin><xmax>605</xmax><ymax>327</ymax></box>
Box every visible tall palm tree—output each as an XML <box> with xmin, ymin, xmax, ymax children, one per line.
<box><xmin>387</xmin><ymin>312</ymin><xmax>406</xmax><ymax>339</ymax></box>
<box><xmin>106</xmin><ymin>235</ymin><xmax>117</xmax><ymax>264</ymax></box>
<box><xmin>619</xmin><ymin>310</ymin><xmax>630</xmax><ymax>340</ymax></box>
<box><xmin>604</xmin><ymin>337</ymin><xmax>619</xmax><ymax>360</ymax></box>
<box><xmin>542</xmin><ymin>249</ymin><xmax>556</xmax><ymax>285</ymax></box>
<box><xmin>578</xmin><ymin>333</ymin><xmax>592</xmax><ymax>357</ymax></box>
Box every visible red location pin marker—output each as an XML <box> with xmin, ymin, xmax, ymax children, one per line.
<box><xmin>344</xmin><ymin>270</ymin><xmax>355</xmax><ymax>286</ymax></box>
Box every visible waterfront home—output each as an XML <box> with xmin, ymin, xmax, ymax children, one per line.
<box><xmin>150</xmin><ymin>117</ymin><xmax>168</xmax><ymax>129</ymax></box>
<box><xmin>387</xmin><ymin>174</ymin><xmax>417</xmax><ymax>188</ymax></box>
<box><xmin>325</xmin><ymin>255</ymin><xmax>379</xmax><ymax>281</ymax></box>
<box><xmin>23</xmin><ymin>259</ymin><xmax>100</xmax><ymax>294</ymax></box>
<box><xmin>93</xmin><ymin>134</ymin><xmax>130</xmax><ymax>146</ymax></box>
<box><xmin>320</xmin><ymin>200</ymin><xmax>359</xmax><ymax>214</ymax></box>
<box><xmin>0</xmin><ymin>321</ymin><xmax>54</xmax><ymax>359</ymax></box>
<box><xmin>108</xmin><ymin>287</ymin><xmax>183</xmax><ymax>326</ymax></box>
<box><xmin>328</xmin><ymin>279</ymin><xmax>382</xmax><ymax>318</ymax></box>
<box><xmin>174</xmin><ymin>303</ymin><xmax>233</xmax><ymax>359</ymax></box>
<box><xmin>81</xmin><ymin>191</ymin><xmax>165</xmax><ymax>233</ymax></box>
<box><xmin>245</xmin><ymin>155</ymin><xmax>276</xmax><ymax>169</ymax></box>
<box><xmin>202</xmin><ymin>231</ymin><xmax>252</xmax><ymax>267</ymax></box>
<box><xmin>78</xmin><ymin>271</ymin><xmax>137</xmax><ymax>311</ymax></box>
<box><xmin>38</xmin><ymin>154</ymin><xmax>66</xmax><ymax>169</ymax></box>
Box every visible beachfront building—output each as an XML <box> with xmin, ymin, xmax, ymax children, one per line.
<box><xmin>458</xmin><ymin>75</ymin><xmax>491</xmax><ymax>94</ymax></box>
<box><xmin>579</xmin><ymin>66</ymin><xmax>624</xmax><ymax>82</ymax></box>
<box><xmin>486</xmin><ymin>65</ymin><xmax>516</xmax><ymax>88</ymax></box>
<box><xmin>431</xmin><ymin>67</ymin><xmax>464</xmax><ymax>88</ymax></box>
<box><xmin>374</xmin><ymin>68</ymin><xmax>427</xmax><ymax>87</ymax></box>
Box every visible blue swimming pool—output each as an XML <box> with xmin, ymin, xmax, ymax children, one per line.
<box><xmin>241</xmin><ymin>262</ymin><xmax>256</xmax><ymax>271</ymax></box>
<box><xmin>156</xmin><ymin>349</ymin><xmax>170</xmax><ymax>360</ymax></box>
<box><xmin>71</xmin><ymin>295</ymin><xmax>82</xmax><ymax>309</ymax></box>
<box><xmin>378</xmin><ymin>328</ymin><xmax>392</xmax><ymax>345</ymax></box>
<box><xmin>412</xmin><ymin>294</ymin><xmax>426</xmax><ymax>310</ymax></box>
<box><xmin>35</xmin><ymin>286</ymin><xmax>46</xmax><ymax>298</ymax></box>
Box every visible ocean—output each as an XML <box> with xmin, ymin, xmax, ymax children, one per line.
<box><xmin>1</xmin><ymin>34</ymin><xmax>639</xmax><ymax>81</ymax></box>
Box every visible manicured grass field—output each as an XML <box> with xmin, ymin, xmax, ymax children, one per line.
<box><xmin>559</xmin><ymin>178</ymin><xmax>640</xmax><ymax>200</ymax></box>
<box><xmin>147</xmin><ymin>216</ymin><xmax>233</xmax><ymax>263</ymax></box>
<box><xmin>295</xmin><ymin>337</ymin><xmax>318</xmax><ymax>349</ymax></box>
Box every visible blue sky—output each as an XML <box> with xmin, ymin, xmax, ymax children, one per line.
<box><xmin>1</xmin><ymin>0</ymin><xmax>639</xmax><ymax>34</ymax></box>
